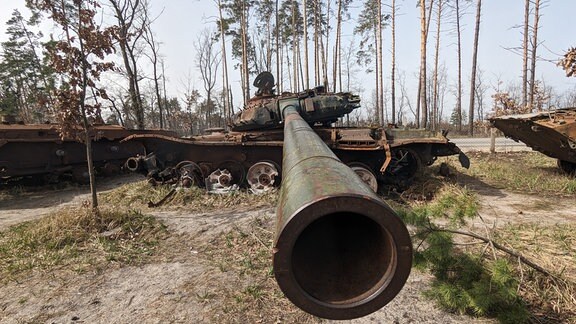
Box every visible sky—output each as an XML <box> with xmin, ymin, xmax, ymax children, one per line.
<box><xmin>0</xmin><ymin>0</ymin><xmax>575</xmax><ymax>121</ymax></box>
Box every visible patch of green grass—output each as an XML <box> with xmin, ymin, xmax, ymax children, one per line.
<box><xmin>0</xmin><ymin>207</ymin><xmax>167</xmax><ymax>282</ymax></box>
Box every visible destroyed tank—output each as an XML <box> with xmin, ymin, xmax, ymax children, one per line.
<box><xmin>490</xmin><ymin>107</ymin><xmax>576</xmax><ymax>175</ymax></box>
<box><xmin>125</xmin><ymin>72</ymin><xmax>470</xmax><ymax>192</ymax></box>
<box><xmin>0</xmin><ymin>121</ymin><xmax>175</xmax><ymax>183</ymax></box>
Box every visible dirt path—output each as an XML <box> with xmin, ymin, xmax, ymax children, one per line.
<box><xmin>0</xmin><ymin>174</ymin><xmax>142</xmax><ymax>231</ymax></box>
<box><xmin>2</xmin><ymin>177</ymin><xmax>573</xmax><ymax>323</ymax></box>
<box><xmin>0</xmin><ymin>206</ymin><xmax>490</xmax><ymax>324</ymax></box>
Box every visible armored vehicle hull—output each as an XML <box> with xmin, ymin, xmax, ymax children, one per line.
<box><xmin>0</xmin><ymin>123</ymin><xmax>175</xmax><ymax>183</ymax></box>
<box><xmin>124</xmin><ymin>125</ymin><xmax>468</xmax><ymax>192</ymax></box>
<box><xmin>490</xmin><ymin>107</ymin><xmax>576</xmax><ymax>175</ymax></box>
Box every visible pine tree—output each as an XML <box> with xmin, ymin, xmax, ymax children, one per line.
<box><xmin>0</xmin><ymin>9</ymin><xmax>54</xmax><ymax>122</ymax></box>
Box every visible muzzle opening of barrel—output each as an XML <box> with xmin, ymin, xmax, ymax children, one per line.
<box><xmin>291</xmin><ymin>211</ymin><xmax>395</xmax><ymax>305</ymax></box>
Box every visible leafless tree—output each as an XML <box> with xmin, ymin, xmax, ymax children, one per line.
<box><xmin>108</xmin><ymin>0</ymin><xmax>148</xmax><ymax>129</ymax></box>
<box><xmin>528</xmin><ymin>0</ymin><xmax>541</xmax><ymax>111</ymax></box>
<box><xmin>431</xmin><ymin>0</ymin><xmax>446</xmax><ymax>131</ymax></box>
<box><xmin>195</xmin><ymin>28</ymin><xmax>221</xmax><ymax>130</ymax></box>
<box><xmin>216</xmin><ymin>0</ymin><xmax>232</xmax><ymax>124</ymax></box>
<box><xmin>522</xmin><ymin>0</ymin><xmax>530</xmax><ymax>108</ymax></box>
<box><xmin>142</xmin><ymin>10</ymin><xmax>163</xmax><ymax>128</ymax></box>
<box><xmin>390</xmin><ymin>0</ymin><xmax>397</xmax><ymax>124</ymax></box>
<box><xmin>302</xmin><ymin>0</ymin><xmax>309</xmax><ymax>89</ymax></box>
<box><xmin>418</xmin><ymin>0</ymin><xmax>434</xmax><ymax>129</ymax></box>
<box><xmin>468</xmin><ymin>0</ymin><xmax>481</xmax><ymax>135</ymax></box>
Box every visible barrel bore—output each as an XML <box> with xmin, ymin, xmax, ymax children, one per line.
<box><xmin>292</xmin><ymin>212</ymin><xmax>392</xmax><ymax>304</ymax></box>
<box><xmin>274</xmin><ymin>105</ymin><xmax>412</xmax><ymax>320</ymax></box>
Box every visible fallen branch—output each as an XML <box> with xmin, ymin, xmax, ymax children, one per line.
<box><xmin>432</xmin><ymin>227</ymin><xmax>557</xmax><ymax>280</ymax></box>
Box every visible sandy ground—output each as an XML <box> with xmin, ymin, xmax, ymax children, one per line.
<box><xmin>1</xmin><ymin>174</ymin><xmax>574</xmax><ymax>323</ymax></box>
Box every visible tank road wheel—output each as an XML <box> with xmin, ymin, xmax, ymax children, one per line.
<box><xmin>217</xmin><ymin>160</ymin><xmax>246</xmax><ymax>185</ymax></box>
<box><xmin>175</xmin><ymin>161</ymin><xmax>205</xmax><ymax>188</ymax></box>
<box><xmin>206</xmin><ymin>169</ymin><xmax>236</xmax><ymax>193</ymax></box>
<box><xmin>348</xmin><ymin>163</ymin><xmax>378</xmax><ymax>192</ymax></box>
<box><xmin>387</xmin><ymin>148</ymin><xmax>422</xmax><ymax>184</ymax></box>
<box><xmin>247</xmin><ymin>161</ymin><xmax>279</xmax><ymax>194</ymax></box>
<box><xmin>557</xmin><ymin>159</ymin><xmax>576</xmax><ymax>177</ymax></box>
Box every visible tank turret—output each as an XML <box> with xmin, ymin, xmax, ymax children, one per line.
<box><xmin>231</xmin><ymin>72</ymin><xmax>360</xmax><ymax>131</ymax></box>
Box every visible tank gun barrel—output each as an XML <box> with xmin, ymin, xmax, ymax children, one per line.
<box><xmin>273</xmin><ymin>104</ymin><xmax>413</xmax><ymax>320</ymax></box>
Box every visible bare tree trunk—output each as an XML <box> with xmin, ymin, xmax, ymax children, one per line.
<box><xmin>333</xmin><ymin>0</ymin><xmax>342</xmax><ymax>92</ymax></box>
<box><xmin>109</xmin><ymin>0</ymin><xmax>146</xmax><ymax>129</ymax></box>
<box><xmin>419</xmin><ymin>0</ymin><xmax>428</xmax><ymax>129</ymax></box>
<box><xmin>323</xmin><ymin>0</ymin><xmax>330</xmax><ymax>90</ymax></box>
<box><xmin>314</xmin><ymin>0</ymin><xmax>320</xmax><ymax>86</ymax></box>
<box><xmin>377</xmin><ymin>0</ymin><xmax>384</xmax><ymax>125</ymax></box>
<box><xmin>529</xmin><ymin>0</ymin><xmax>540</xmax><ymax>111</ymax></box>
<box><xmin>286</xmin><ymin>42</ymin><xmax>292</xmax><ymax>90</ymax></box>
<box><xmin>320</xmin><ymin>24</ymin><xmax>328</xmax><ymax>90</ymax></box>
<box><xmin>161</xmin><ymin>60</ymin><xmax>169</xmax><ymax>128</ymax></box>
<box><xmin>241</xmin><ymin>1</ymin><xmax>250</xmax><ymax>103</ymax></box>
<box><xmin>391</xmin><ymin>0</ymin><xmax>397</xmax><ymax>124</ymax></box>
<box><xmin>279</xmin><ymin>37</ymin><xmax>284</xmax><ymax>92</ymax></box>
<box><xmin>432</xmin><ymin>0</ymin><xmax>442</xmax><ymax>131</ymax></box>
<box><xmin>275</xmin><ymin>0</ymin><xmax>280</xmax><ymax>90</ymax></box>
<box><xmin>455</xmin><ymin>0</ymin><xmax>462</xmax><ymax>132</ymax></box>
<box><xmin>143</xmin><ymin>22</ymin><xmax>163</xmax><ymax>129</ymax></box>
<box><xmin>303</xmin><ymin>0</ymin><xmax>309</xmax><ymax>89</ymax></box>
<box><xmin>218</xmin><ymin>0</ymin><xmax>231</xmax><ymax>125</ymax></box>
<box><xmin>292</xmin><ymin>0</ymin><xmax>299</xmax><ymax>91</ymax></box>
<box><xmin>522</xmin><ymin>0</ymin><xmax>530</xmax><ymax>108</ymax></box>
<box><xmin>468</xmin><ymin>0</ymin><xmax>481</xmax><ymax>135</ymax></box>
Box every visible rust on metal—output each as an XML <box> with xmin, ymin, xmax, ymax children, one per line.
<box><xmin>0</xmin><ymin>122</ymin><xmax>175</xmax><ymax>182</ymax></box>
<box><xmin>123</xmin><ymin>73</ymin><xmax>469</xmax><ymax>191</ymax></box>
<box><xmin>274</xmin><ymin>105</ymin><xmax>412</xmax><ymax>320</ymax></box>
<box><xmin>490</xmin><ymin>107</ymin><xmax>576</xmax><ymax>175</ymax></box>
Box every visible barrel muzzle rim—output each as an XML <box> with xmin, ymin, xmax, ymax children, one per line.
<box><xmin>273</xmin><ymin>194</ymin><xmax>412</xmax><ymax>320</ymax></box>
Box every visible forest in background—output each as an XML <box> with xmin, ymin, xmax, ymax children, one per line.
<box><xmin>1</xmin><ymin>0</ymin><xmax>576</xmax><ymax>137</ymax></box>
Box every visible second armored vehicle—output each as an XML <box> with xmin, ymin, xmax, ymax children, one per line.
<box><xmin>490</xmin><ymin>107</ymin><xmax>576</xmax><ymax>176</ymax></box>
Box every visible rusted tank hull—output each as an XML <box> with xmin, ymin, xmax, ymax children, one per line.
<box><xmin>490</xmin><ymin>108</ymin><xmax>576</xmax><ymax>174</ymax></box>
<box><xmin>0</xmin><ymin>123</ymin><xmax>175</xmax><ymax>182</ymax></box>
<box><xmin>274</xmin><ymin>105</ymin><xmax>412</xmax><ymax>319</ymax></box>
<box><xmin>124</xmin><ymin>126</ymin><xmax>468</xmax><ymax>191</ymax></box>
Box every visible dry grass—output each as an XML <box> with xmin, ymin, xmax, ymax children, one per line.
<box><xmin>493</xmin><ymin>223</ymin><xmax>576</xmax><ymax>321</ymax></box>
<box><xmin>0</xmin><ymin>207</ymin><xmax>167</xmax><ymax>283</ymax></box>
<box><xmin>396</xmin><ymin>165</ymin><xmax>576</xmax><ymax>322</ymax></box>
<box><xmin>198</xmin><ymin>216</ymin><xmax>319</xmax><ymax>323</ymax></box>
<box><xmin>445</xmin><ymin>152</ymin><xmax>576</xmax><ymax>195</ymax></box>
<box><xmin>100</xmin><ymin>181</ymin><xmax>278</xmax><ymax>212</ymax></box>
